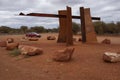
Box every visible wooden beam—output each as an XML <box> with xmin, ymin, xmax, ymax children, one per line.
<box><xmin>19</xmin><ymin>12</ymin><xmax>100</xmax><ymax>20</ymax></box>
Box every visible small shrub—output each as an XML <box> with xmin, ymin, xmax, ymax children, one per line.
<box><xmin>9</xmin><ymin>48</ymin><xmax>21</xmax><ymax>56</ymax></box>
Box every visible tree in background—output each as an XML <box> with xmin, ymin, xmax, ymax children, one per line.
<box><xmin>105</xmin><ymin>22</ymin><xmax>116</xmax><ymax>34</ymax></box>
<box><xmin>93</xmin><ymin>21</ymin><xmax>120</xmax><ymax>35</ymax></box>
<box><xmin>46</xmin><ymin>28</ymin><xmax>59</xmax><ymax>33</ymax></box>
<box><xmin>0</xmin><ymin>26</ymin><xmax>12</xmax><ymax>33</ymax></box>
<box><xmin>116</xmin><ymin>22</ymin><xmax>120</xmax><ymax>34</ymax></box>
<box><xmin>30</xmin><ymin>26</ymin><xmax>45</xmax><ymax>33</ymax></box>
<box><xmin>94</xmin><ymin>21</ymin><xmax>104</xmax><ymax>34</ymax></box>
<box><xmin>20</xmin><ymin>26</ymin><xmax>28</xmax><ymax>33</ymax></box>
<box><xmin>72</xmin><ymin>22</ymin><xmax>80</xmax><ymax>34</ymax></box>
<box><xmin>0</xmin><ymin>21</ymin><xmax>120</xmax><ymax>35</ymax></box>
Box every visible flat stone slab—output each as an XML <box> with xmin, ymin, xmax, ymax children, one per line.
<box><xmin>103</xmin><ymin>52</ymin><xmax>120</xmax><ymax>63</ymax></box>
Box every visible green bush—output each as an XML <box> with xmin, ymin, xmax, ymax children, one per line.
<box><xmin>9</xmin><ymin>48</ymin><xmax>21</xmax><ymax>56</ymax></box>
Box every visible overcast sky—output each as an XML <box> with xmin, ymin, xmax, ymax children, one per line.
<box><xmin>0</xmin><ymin>0</ymin><xmax>120</xmax><ymax>28</ymax></box>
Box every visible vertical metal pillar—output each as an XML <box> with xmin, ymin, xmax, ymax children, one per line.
<box><xmin>57</xmin><ymin>10</ymin><xmax>67</xmax><ymax>43</ymax></box>
<box><xmin>80</xmin><ymin>7</ymin><xmax>86</xmax><ymax>43</ymax></box>
<box><xmin>80</xmin><ymin>7</ymin><xmax>97</xmax><ymax>43</ymax></box>
<box><xmin>66</xmin><ymin>6</ymin><xmax>73</xmax><ymax>46</ymax></box>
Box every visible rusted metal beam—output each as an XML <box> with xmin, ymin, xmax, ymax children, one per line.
<box><xmin>80</xmin><ymin>7</ymin><xmax>86</xmax><ymax>43</ymax></box>
<box><xmin>26</xmin><ymin>13</ymin><xmax>66</xmax><ymax>18</ymax></box>
<box><xmin>19</xmin><ymin>12</ymin><xmax>100</xmax><ymax>20</ymax></box>
<box><xmin>72</xmin><ymin>16</ymin><xmax>100</xmax><ymax>20</ymax></box>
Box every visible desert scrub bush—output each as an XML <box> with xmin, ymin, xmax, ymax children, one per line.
<box><xmin>9</xmin><ymin>48</ymin><xmax>21</xmax><ymax>56</ymax></box>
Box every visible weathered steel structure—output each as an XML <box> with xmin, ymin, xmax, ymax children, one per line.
<box><xmin>19</xmin><ymin>6</ymin><xmax>100</xmax><ymax>46</ymax></box>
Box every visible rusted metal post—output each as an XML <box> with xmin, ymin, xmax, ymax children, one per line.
<box><xmin>57</xmin><ymin>10</ymin><xmax>67</xmax><ymax>43</ymax></box>
<box><xmin>80</xmin><ymin>7</ymin><xmax>86</xmax><ymax>43</ymax></box>
<box><xmin>80</xmin><ymin>7</ymin><xmax>97</xmax><ymax>43</ymax></box>
<box><xmin>84</xmin><ymin>8</ymin><xmax>97</xmax><ymax>43</ymax></box>
<box><xmin>66</xmin><ymin>6</ymin><xmax>73</xmax><ymax>46</ymax></box>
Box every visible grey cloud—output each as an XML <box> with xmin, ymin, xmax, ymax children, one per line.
<box><xmin>49</xmin><ymin>0</ymin><xmax>84</xmax><ymax>6</ymax></box>
<box><xmin>0</xmin><ymin>0</ymin><xmax>37</xmax><ymax>11</ymax></box>
<box><xmin>0</xmin><ymin>0</ymin><xmax>120</xmax><ymax>28</ymax></box>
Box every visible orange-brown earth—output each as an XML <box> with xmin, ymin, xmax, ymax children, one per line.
<box><xmin>0</xmin><ymin>33</ymin><xmax>120</xmax><ymax>80</ymax></box>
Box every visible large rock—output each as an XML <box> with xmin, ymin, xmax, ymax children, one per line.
<box><xmin>6</xmin><ymin>43</ymin><xmax>19</xmax><ymax>50</ymax></box>
<box><xmin>0</xmin><ymin>41</ymin><xmax>7</xmax><ymax>47</ymax></box>
<box><xmin>101</xmin><ymin>39</ymin><xmax>111</xmax><ymax>44</ymax></box>
<box><xmin>18</xmin><ymin>45</ymin><xmax>43</xmax><ymax>56</ymax></box>
<box><xmin>103</xmin><ymin>52</ymin><xmax>120</xmax><ymax>62</ymax></box>
<box><xmin>7</xmin><ymin>38</ymin><xmax>14</xmax><ymax>43</ymax></box>
<box><xmin>47</xmin><ymin>36</ymin><xmax>56</xmax><ymax>40</ymax></box>
<box><xmin>53</xmin><ymin>47</ymin><xmax>75</xmax><ymax>62</ymax></box>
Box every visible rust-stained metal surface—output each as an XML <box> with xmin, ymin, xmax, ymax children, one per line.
<box><xmin>66</xmin><ymin>6</ymin><xmax>73</xmax><ymax>46</ymax></box>
<box><xmin>19</xmin><ymin>12</ymin><xmax>100</xmax><ymax>20</ymax></box>
<box><xmin>57</xmin><ymin>10</ymin><xmax>67</xmax><ymax>43</ymax></box>
<box><xmin>80</xmin><ymin>7</ymin><xmax>86</xmax><ymax>43</ymax></box>
<box><xmin>80</xmin><ymin>7</ymin><xmax>97</xmax><ymax>43</ymax></box>
<box><xmin>19</xmin><ymin>6</ymin><xmax>100</xmax><ymax>45</ymax></box>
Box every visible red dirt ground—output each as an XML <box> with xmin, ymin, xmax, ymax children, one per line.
<box><xmin>0</xmin><ymin>33</ymin><xmax>120</xmax><ymax>80</ymax></box>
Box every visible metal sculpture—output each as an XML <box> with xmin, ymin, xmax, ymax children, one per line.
<box><xmin>19</xmin><ymin>6</ymin><xmax>100</xmax><ymax>46</ymax></box>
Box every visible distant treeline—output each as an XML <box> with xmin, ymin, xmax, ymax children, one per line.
<box><xmin>94</xmin><ymin>21</ymin><xmax>120</xmax><ymax>35</ymax></box>
<box><xmin>0</xmin><ymin>25</ymin><xmax>59</xmax><ymax>34</ymax></box>
<box><xmin>0</xmin><ymin>21</ymin><xmax>120</xmax><ymax>35</ymax></box>
<box><xmin>0</xmin><ymin>22</ymin><xmax>80</xmax><ymax>35</ymax></box>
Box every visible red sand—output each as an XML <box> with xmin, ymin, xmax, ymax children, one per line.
<box><xmin>0</xmin><ymin>33</ymin><xmax>120</xmax><ymax>80</ymax></box>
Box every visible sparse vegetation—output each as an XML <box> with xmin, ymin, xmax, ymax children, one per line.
<box><xmin>72</xmin><ymin>22</ymin><xmax>80</xmax><ymax>34</ymax></box>
<box><xmin>0</xmin><ymin>21</ymin><xmax>120</xmax><ymax>35</ymax></box>
<box><xmin>93</xmin><ymin>21</ymin><xmax>120</xmax><ymax>35</ymax></box>
<box><xmin>9</xmin><ymin>48</ymin><xmax>21</xmax><ymax>56</ymax></box>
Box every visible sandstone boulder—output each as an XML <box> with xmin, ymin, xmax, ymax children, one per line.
<box><xmin>47</xmin><ymin>36</ymin><xmax>56</xmax><ymax>40</ymax></box>
<box><xmin>53</xmin><ymin>47</ymin><xmax>75</xmax><ymax>62</ymax></box>
<box><xmin>103</xmin><ymin>52</ymin><xmax>120</xmax><ymax>63</ymax></box>
<box><xmin>7</xmin><ymin>38</ymin><xmax>14</xmax><ymax>43</ymax></box>
<box><xmin>6</xmin><ymin>43</ymin><xmax>19</xmax><ymax>50</ymax></box>
<box><xmin>0</xmin><ymin>41</ymin><xmax>7</xmax><ymax>47</ymax></box>
<box><xmin>101</xmin><ymin>39</ymin><xmax>111</xmax><ymax>44</ymax></box>
<box><xmin>18</xmin><ymin>45</ymin><xmax>43</xmax><ymax>56</ymax></box>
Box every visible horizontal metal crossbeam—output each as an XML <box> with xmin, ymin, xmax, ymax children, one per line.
<box><xmin>19</xmin><ymin>12</ymin><xmax>100</xmax><ymax>20</ymax></box>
